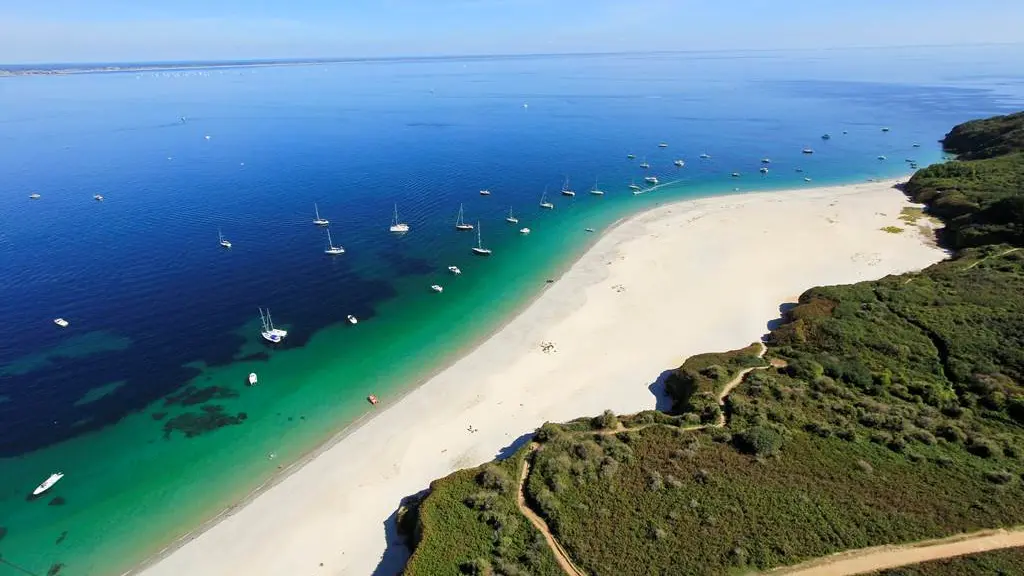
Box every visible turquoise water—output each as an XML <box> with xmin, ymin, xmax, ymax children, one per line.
<box><xmin>1</xmin><ymin>46</ymin><xmax>1023</xmax><ymax>575</ymax></box>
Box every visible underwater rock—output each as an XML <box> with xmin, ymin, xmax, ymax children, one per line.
<box><xmin>49</xmin><ymin>496</ymin><xmax>66</xmax><ymax>506</ymax></box>
<box><xmin>163</xmin><ymin>385</ymin><xmax>239</xmax><ymax>408</ymax></box>
<box><xmin>56</xmin><ymin>531</ymin><xmax>67</xmax><ymax>545</ymax></box>
<box><xmin>48</xmin><ymin>563</ymin><xmax>65</xmax><ymax>576</ymax></box>
<box><xmin>151</xmin><ymin>412</ymin><xmax>167</xmax><ymax>421</ymax></box>
<box><xmin>162</xmin><ymin>405</ymin><xmax>247</xmax><ymax>439</ymax></box>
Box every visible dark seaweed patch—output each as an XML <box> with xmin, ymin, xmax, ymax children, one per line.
<box><xmin>48</xmin><ymin>563</ymin><xmax>65</xmax><ymax>576</ymax></box>
<box><xmin>163</xmin><ymin>385</ymin><xmax>238</xmax><ymax>407</ymax></box>
<box><xmin>162</xmin><ymin>405</ymin><xmax>247</xmax><ymax>439</ymax></box>
<box><xmin>151</xmin><ymin>411</ymin><xmax>167</xmax><ymax>420</ymax></box>
<box><xmin>48</xmin><ymin>497</ymin><xmax>66</xmax><ymax>506</ymax></box>
<box><xmin>56</xmin><ymin>530</ymin><xmax>67</xmax><ymax>545</ymax></box>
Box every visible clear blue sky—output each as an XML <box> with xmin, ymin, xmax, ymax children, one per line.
<box><xmin>1</xmin><ymin>0</ymin><xmax>1022</xmax><ymax>63</ymax></box>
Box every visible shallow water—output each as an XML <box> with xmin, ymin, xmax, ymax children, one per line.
<box><xmin>1</xmin><ymin>45</ymin><xmax>1022</xmax><ymax>575</ymax></box>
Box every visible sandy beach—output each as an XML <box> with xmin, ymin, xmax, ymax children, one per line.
<box><xmin>136</xmin><ymin>179</ymin><xmax>947</xmax><ymax>576</ymax></box>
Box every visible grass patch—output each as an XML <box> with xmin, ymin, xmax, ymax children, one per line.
<box><xmin>899</xmin><ymin>207</ymin><xmax>926</xmax><ymax>224</ymax></box>
<box><xmin>881</xmin><ymin>226</ymin><xmax>906</xmax><ymax>234</ymax></box>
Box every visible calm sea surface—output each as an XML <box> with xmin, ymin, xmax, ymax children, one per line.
<box><xmin>1</xmin><ymin>46</ymin><xmax>1022</xmax><ymax>575</ymax></box>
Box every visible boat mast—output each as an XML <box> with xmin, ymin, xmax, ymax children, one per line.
<box><xmin>477</xmin><ymin>222</ymin><xmax>483</xmax><ymax>249</ymax></box>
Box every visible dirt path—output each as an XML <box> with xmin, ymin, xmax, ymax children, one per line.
<box><xmin>764</xmin><ymin>527</ymin><xmax>1024</xmax><ymax>575</ymax></box>
<box><xmin>516</xmin><ymin>446</ymin><xmax>588</xmax><ymax>576</ymax></box>
<box><xmin>515</xmin><ymin>342</ymin><xmax>769</xmax><ymax>575</ymax></box>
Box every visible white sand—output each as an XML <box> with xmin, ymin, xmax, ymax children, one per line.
<box><xmin>137</xmin><ymin>179</ymin><xmax>947</xmax><ymax>576</ymax></box>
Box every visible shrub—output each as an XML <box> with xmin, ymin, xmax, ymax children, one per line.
<box><xmin>734</xmin><ymin>426</ymin><xmax>784</xmax><ymax>457</ymax></box>
<box><xmin>592</xmin><ymin>409</ymin><xmax>619</xmax><ymax>430</ymax></box>
<box><xmin>459</xmin><ymin>558</ymin><xmax>493</xmax><ymax>575</ymax></box>
<box><xmin>534</xmin><ymin>422</ymin><xmax>563</xmax><ymax>443</ymax></box>
<box><xmin>464</xmin><ymin>491</ymin><xmax>499</xmax><ymax>511</ymax></box>
<box><xmin>856</xmin><ymin>459</ymin><xmax>874</xmax><ymax>473</ymax></box>
<box><xmin>477</xmin><ymin>465</ymin><xmax>512</xmax><ymax>494</ymax></box>
<box><xmin>985</xmin><ymin>470</ymin><xmax>1015</xmax><ymax>484</ymax></box>
<box><xmin>968</xmin><ymin>437</ymin><xmax>999</xmax><ymax>458</ymax></box>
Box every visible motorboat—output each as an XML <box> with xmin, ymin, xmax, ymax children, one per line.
<box><xmin>795</xmin><ymin>168</ymin><xmax>804</xmax><ymax>173</ymax></box>
<box><xmin>821</xmin><ymin>133</ymin><xmax>832</xmax><ymax>140</ymax></box>
<box><xmin>644</xmin><ymin>176</ymin><xmax>659</xmax><ymax>185</ymax></box>
<box><xmin>585</xmin><ymin>227</ymin><xmax>595</xmax><ymax>233</ymax></box>
<box><xmin>448</xmin><ymin>265</ymin><xmax>462</xmax><ymax>275</ymax></box>
<box><xmin>520</xmin><ymin>227</ymin><xmax>531</xmax><ymax>235</ymax></box>
<box><xmin>347</xmin><ymin>315</ymin><xmax>358</xmax><ymax>325</ymax></box>
<box><xmin>760</xmin><ymin>167</ymin><xmax>769</xmax><ymax>174</ymax></box>
<box><xmin>471</xmin><ymin>222</ymin><xmax>492</xmax><ymax>256</ymax></box>
<box><xmin>54</xmin><ymin>318</ymin><xmax>69</xmax><ymax>328</ymax></box>
<box><xmin>731</xmin><ymin>172</ymin><xmax>741</xmax><ymax>178</ymax></box>
<box><xmin>673</xmin><ymin>160</ymin><xmax>685</xmax><ymax>167</ymax></box>
<box><xmin>389</xmin><ymin>204</ymin><xmax>410</xmax><ymax>233</ymax></box>
<box><xmin>33</xmin><ymin>472</ymin><xmax>64</xmax><ymax>496</ymax></box>
<box><xmin>248</xmin><ymin>373</ymin><xmax>258</xmax><ymax>386</ymax></box>
<box><xmin>877</xmin><ymin>155</ymin><xmax>887</xmax><ymax>160</ymax></box>
<box><xmin>699</xmin><ymin>153</ymin><xmax>711</xmax><ymax>159</ymax></box>
<box><xmin>626</xmin><ymin>154</ymin><xmax>636</xmax><ymax>159</ymax></box>
<box><xmin>912</xmin><ymin>143</ymin><xmax>921</xmax><ymax>148</ymax></box>
<box><xmin>761</xmin><ymin>158</ymin><xmax>771</xmax><ymax>164</ymax></box>
<box><xmin>29</xmin><ymin>193</ymin><xmax>41</xmax><ymax>199</ymax></box>
<box><xmin>455</xmin><ymin>204</ymin><xmax>474</xmax><ymax>231</ymax></box>
<box><xmin>479</xmin><ymin>189</ymin><xmax>491</xmax><ymax>196</ymax></box>
<box><xmin>324</xmin><ymin>229</ymin><xmax>345</xmax><ymax>255</ymax></box>
<box><xmin>804</xmin><ymin>177</ymin><xmax>813</xmax><ymax>182</ymax></box>
<box><xmin>431</xmin><ymin>284</ymin><xmax>444</xmax><ymax>293</ymax></box>
<box><xmin>882</xmin><ymin>127</ymin><xmax>891</xmax><ymax>132</ymax></box>
<box><xmin>313</xmin><ymin>203</ymin><xmax>329</xmax><ymax>226</ymax></box>
<box><xmin>802</xmin><ymin>148</ymin><xmax>814</xmax><ymax>154</ymax></box>
<box><xmin>259</xmin><ymin>308</ymin><xmax>288</xmax><ymax>344</ymax></box>
<box><xmin>93</xmin><ymin>194</ymin><xmax>104</xmax><ymax>201</ymax></box>
<box><xmin>658</xmin><ymin>142</ymin><xmax>668</xmax><ymax>148</ymax></box>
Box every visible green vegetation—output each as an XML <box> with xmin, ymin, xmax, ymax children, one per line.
<box><xmin>402</xmin><ymin>449</ymin><xmax>562</xmax><ymax>576</ymax></box>
<box><xmin>881</xmin><ymin>225</ymin><xmax>905</xmax><ymax>234</ymax></box>
<box><xmin>401</xmin><ymin>112</ymin><xmax>1024</xmax><ymax>575</ymax></box>
<box><xmin>875</xmin><ymin>547</ymin><xmax>1024</xmax><ymax>575</ymax></box>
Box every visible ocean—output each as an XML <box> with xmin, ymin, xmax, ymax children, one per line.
<box><xmin>1</xmin><ymin>45</ymin><xmax>1023</xmax><ymax>575</ymax></box>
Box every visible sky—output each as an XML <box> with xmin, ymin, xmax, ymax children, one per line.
<box><xmin>1</xmin><ymin>0</ymin><xmax>1023</xmax><ymax>64</ymax></box>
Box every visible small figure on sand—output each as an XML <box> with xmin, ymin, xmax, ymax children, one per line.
<box><xmin>540</xmin><ymin>341</ymin><xmax>556</xmax><ymax>354</ymax></box>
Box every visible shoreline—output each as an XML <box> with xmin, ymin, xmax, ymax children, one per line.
<box><xmin>136</xmin><ymin>176</ymin><xmax>947</xmax><ymax>576</ymax></box>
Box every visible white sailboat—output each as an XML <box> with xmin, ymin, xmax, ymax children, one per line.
<box><xmin>639</xmin><ymin>157</ymin><xmax>650</xmax><ymax>169</ymax></box>
<box><xmin>455</xmin><ymin>204</ymin><xmax>474</xmax><ymax>231</ymax></box>
<box><xmin>259</xmin><ymin>308</ymin><xmax>288</xmax><ymax>344</ymax></box>
<box><xmin>313</xmin><ymin>203</ymin><xmax>329</xmax><ymax>226</ymax></box>
<box><xmin>560</xmin><ymin>177</ymin><xmax>575</xmax><ymax>197</ymax></box>
<box><xmin>389</xmin><ymin>204</ymin><xmax>410</xmax><ymax>233</ymax></box>
<box><xmin>472</xmin><ymin>222</ymin><xmax>492</xmax><ymax>256</ymax></box>
<box><xmin>218</xmin><ymin>229</ymin><xmax>232</xmax><ymax>249</ymax></box>
<box><xmin>324</xmin><ymin>229</ymin><xmax>345</xmax><ymax>255</ymax></box>
<box><xmin>589</xmin><ymin>178</ymin><xmax>605</xmax><ymax>196</ymax></box>
<box><xmin>539</xmin><ymin>188</ymin><xmax>554</xmax><ymax>210</ymax></box>
<box><xmin>699</xmin><ymin>153</ymin><xmax>711</xmax><ymax>159</ymax></box>
<box><xmin>628</xmin><ymin>179</ymin><xmax>641</xmax><ymax>191</ymax></box>
<box><xmin>33</xmin><ymin>472</ymin><xmax>64</xmax><ymax>496</ymax></box>
<box><xmin>506</xmin><ymin>207</ymin><xmax>519</xmax><ymax>223</ymax></box>
<box><xmin>644</xmin><ymin>176</ymin><xmax>659</xmax><ymax>185</ymax></box>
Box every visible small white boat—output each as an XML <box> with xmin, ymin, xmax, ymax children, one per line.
<box><xmin>313</xmin><ymin>203</ymin><xmax>329</xmax><ymax>226</ymax></box>
<box><xmin>626</xmin><ymin>154</ymin><xmax>636</xmax><ymax>159</ymax></box>
<box><xmin>585</xmin><ymin>227</ymin><xmax>595</xmax><ymax>233</ymax></box>
<box><xmin>448</xmin><ymin>265</ymin><xmax>462</xmax><ymax>275</ymax></box>
<box><xmin>658</xmin><ymin>142</ymin><xmax>668</xmax><ymax>148</ymax></box>
<box><xmin>33</xmin><ymin>472</ymin><xmax>64</xmax><ymax>496</ymax></box>
<box><xmin>54</xmin><ymin>318</ymin><xmax>69</xmax><ymax>328</ymax></box>
<box><xmin>218</xmin><ymin>229</ymin><xmax>232</xmax><ymax>249</ymax></box>
<box><xmin>455</xmin><ymin>204</ymin><xmax>474</xmax><ymax>231</ymax></box>
<box><xmin>347</xmin><ymin>315</ymin><xmax>358</xmax><ymax>325</ymax></box>
<box><xmin>628</xmin><ymin>179</ymin><xmax>642</xmax><ymax>191</ymax></box>
<box><xmin>802</xmin><ymin>148</ymin><xmax>814</xmax><ymax>154</ymax></box>
<box><xmin>699</xmin><ymin>153</ymin><xmax>711</xmax><ymax>159</ymax></box>
<box><xmin>804</xmin><ymin>177</ymin><xmax>813</xmax><ymax>182</ymax></box>
<box><xmin>760</xmin><ymin>167</ymin><xmax>769</xmax><ymax>174</ymax></box>
<box><xmin>259</xmin><ymin>308</ymin><xmax>288</xmax><ymax>344</ymax></box>
<box><xmin>877</xmin><ymin>155</ymin><xmax>887</xmax><ymax>160</ymax></box>
<box><xmin>519</xmin><ymin>227</ymin><xmax>531</xmax><ymax>235</ymax></box>
<box><xmin>795</xmin><ymin>168</ymin><xmax>804</xmax><ymax>173</ymax></box>
<box><xmin>471</xmin><ymin>222</ymin><xmax>492</xmax><ymax>256</ymax></box>
<box><xmin>479</xmin><ymin>189</ymin><xmax>491</xmax><ymax>196</ymax></box>
<box><xmin>29</xmin><ymin>193</ymin><xmax>41</xmax><ymax>199</ymax></box>
<box><xmin>842</xmin><ymin>130</ymin><xmax>849</xmax><ymax>134</ymax></box>
<box><xmin>673</xmin><ymin>160</ymin><xmax>685</xmax><ymax>167</ymax></box>
<box><xmin>204</xmin><ymin>135</ymin><xmax>212</xmax><ymax>140</ymax></box>
<box><xmin>93</xmin><ymin>194</ymin><xmax>104</xmax><ymax>201</ymax></box>
<box><xmin>324</xmin><ymin>229</ymin><xmax>345</xmax><ymax>255</ymax></box>
<box><xmin>882</xmin><ymin>127</ymin><xmax>891</xmax><ymax>132</ymax></box>
<box><xmin>644</xmin><ymin>176</ymin><xmax>659</xmax><ymax>185</ymax></box>
<box><xmin>821</xmin><ymin>133</ymin><xmax>832</xmax><ymax>140</ymax></box>
<box><xmin>389</xmin><ymin>204</ymin><xmax>410</xmax><ymax>233</ymax></box>
<box><xmin>505</xmin><ymin>206</ymin><xmax>519</xmax><ymax>224</ymax></box>
<box><xmin>731</xmin><ymin>172</ymin><xmax>741</xmax><ymax>178</ymax></box>
<box><xmin>761</xmin><ymin>158</ymin><xmax>771</xmax><ymax>164</ymax></box>
<box><xmin>248</xmin><ymin>373</ymin><xmax>258</xmax><ymax>386</ymax></box>
<box><xmin>539</xmin><ymin>188</ymin><xmax>554</xmax><ymax>210</ymax></box>
<box><xmin>912</xmin><ymin>143</ymin><xmax>921</xmax><ymax>148</ymax></box>
<box><xmin>431</xmin><ymin>284</ymin><xmax>444</xmax><ymax>293</ymax></box>
<box><xmin>560</xmin><ymin>177</ymin><xmax>575</xmax><ymax>197</ymax></box>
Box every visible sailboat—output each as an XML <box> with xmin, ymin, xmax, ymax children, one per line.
<box><xmin>628</xmin><ymin>179</ymin><xmax>642</xmax><ymax>191</ymax></box>
<box><xmin>455</xmin><ymin>204</ymin><xmax>474</xmax><ymax>231</ymax></box>
<box><xmin>324</xmin><ymin>229</ymin><xmax>345</xmax><ymax>255</ymax></box>
<box><xmin>699</xmin><ymin>153</ymin><xmax>711</xmax><ymax>159</ymax></box>
<box><xmin>389</xmin><ymin>204</ymin><xmax>410</xmax><ymax>233</ymax></box>
<box><xmin>313</xmin><ymin>204</ymin><xmax>329</xmax><ymax>226</ymax></box>
<box><xmin>218</xmin><ymin>229</ymin><xmax>232</xmax><ymax>249</ymax></box>
<box><xmin>539</xmin><ymin>188</ymin><xmax>554</xmax><ymax>210</ymax></box>
<box><xmin>506</xmin><ymin>207</ymin><xmax>519</xmax><ymax>224</ymax></box>
<box><xmin>471</xmin><ymin>222</ymin><xmax>492</xmax><ymax>256</ymax></box>
<box><xmin>589</xmin><ymin>178</ymin><xmax>605</xmax><ymax>196</ymax></box>
<box><xmin>259</xmin><ymin>308</ymin><xmax>288</xmax><ymax>344</ymax></box>
<box><xmin>639</xmin><ymin>157</ymin><xmax>650</xmax><ymax>169</ymax></box>
<box><xmin>560</xmin><ymin>177</ymin><xmax>575</xmax><ymax>197</ymax></box>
